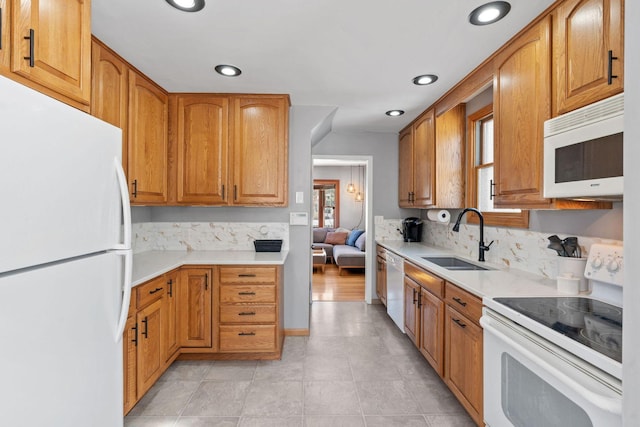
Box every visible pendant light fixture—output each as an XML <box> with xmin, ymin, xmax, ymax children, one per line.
<box><xmin>355</xmin><ymin>166</ymin><xmax>364</xmax><ymax>202</ymax></box>
<box><xmin>346</xmin><ymin>166</ymin><xmax>356</xmax><ymax>193</ymax></box>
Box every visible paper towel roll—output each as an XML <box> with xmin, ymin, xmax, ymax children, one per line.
<box><xmin>426</xmin><ymin>209</ymin><xmax>451</xmax><ymax>223</ymax></box>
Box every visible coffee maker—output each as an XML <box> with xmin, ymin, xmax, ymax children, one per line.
<box><xmin>402</xmin><ymin>217</ymin><xmax>423</xmax><ymax>242</ymax></box>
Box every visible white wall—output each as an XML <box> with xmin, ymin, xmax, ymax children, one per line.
<box><xmin>623</xmin><ymin>1</ymin><xmax>639</xmax><ymax>423</ymax></box>
<box><xmin>313</xmin><ymin>165</ymin><xmax>366</xmax><ymax>229</ymax></box>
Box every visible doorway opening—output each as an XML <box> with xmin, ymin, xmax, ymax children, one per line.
<box><xmin>311</xmin><ymin>157</ymin><xmax>372</xmax><ymax>303</ymax></box>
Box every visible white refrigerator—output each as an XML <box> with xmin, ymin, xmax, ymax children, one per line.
<box><xmin>0</xmin><ymin>76</ymin><xmax>132</xmax><ymax>426</ymax></box>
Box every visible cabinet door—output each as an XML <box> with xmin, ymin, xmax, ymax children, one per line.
<box><xmin>420</xmin><ymin>288</ymin><xmax>444</xmax><ymax>378</ymax></box>
<box><xmin>123</xmin><ymin>314</ymin><xmax>137</xmax><ymax>415</ymax></box>
<box><xmin>178</xmin><ymin>268</ymin><xmax>212</xmax><ymax>348</ymax></box>
<box><xmin>494</xmin><ymin>17</ymin><xmax>551</xmax><ymax>208</ymax></box>
<box><xmin>398</xmin><ymin>127</ymin><xmax>413</xmax><ymax>207</ymax></box>
<box><xmin>230</xmin><ymin>96</ymin><xmax>288</xmax><ymax>206</ymax></box>
<box><xmin>128</xmin><ymin>70</ymin><xmax>168</xmax><ymax>204</ymax></box>
<box><xmin>413</xmin><ymin>109</ymin><xmax>436</xmax><ymax>207</ymax></box>
<box><xmin>553</xmin><ymin>0</ymin><xmax>623</xmax><ymax>115</ymax></box>
<box><xmin>11</xmin><ymin>0</ymin><xmax>91</xmax><ymax>104</ymax></box>
<box><xmin>445</xmin><ymin>306</ymin><xmax>483</xmax><ymax>426</ymax></box>
<box><xmin>174</xmin><ymin>95</ymin><xmax>229</xmax><ymax>204</ymax></box>
<box><xmin>403</xmin><ymin>276</ymin><xmax>420</xmax><ymax>346</ymax></box>
<box><xmin>0</xmin><ymin>0</ymin><xmax>9</xmax><ymax>73</ymax></box>
<box><xmin>137</xmin><ymin>298</ymin><xmax>164</xmax><ymax>398</ymax></box>
<box><xmin>163</xmin><ymin>270</ymin><xmax>179</xmax><ymax>362</ymax></box>
<box><xmin>91</xmin><ymin>39</ymin><xmax>128</xmax><ymax>173</ymax></box>
<box><xmin>435</xmin><ymin>105</ymin><xmax>465</xmax><ymax>208</ymax></box>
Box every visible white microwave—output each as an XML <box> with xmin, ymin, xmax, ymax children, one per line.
<box><xmin>543</xmin><ymin>93</ymin><xmax>624</xmax><ymax>200</ymax></box>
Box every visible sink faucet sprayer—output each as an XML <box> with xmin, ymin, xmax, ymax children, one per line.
<box><xmin>452</xmin><ymin>208</ymin><xmax>494</xmax><ymax>262</ymax></box>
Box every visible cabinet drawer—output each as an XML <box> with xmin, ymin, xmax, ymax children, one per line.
<box><xmin>219</xmin><ymin>267</ymin><xmax>277</xmax><ymax>284</ymax></box>
<box><xmin>136</xmin><ymin>276</ymin><xmax>166</xmax><ymax>309</ymax></box>
<box><xmin>405</xmin><ymin>262</ymin><xmax>444</xmax><ymax>297</ymax></box>
<box><xmin>445</xmin><ymin>282</ymin><xmax>482</xmax><ymax>324</ymax></box>
<box><xmin>220</xmin><ymin>285</ymin><xmax>276</xmax><ymax>303</ymax></box>
<box><xmin>220</xmin><ymin>305</ymin><xmax>276</xmax><ymax>324</ymax></box>
<box><xmin>219</xmin><ymin>325</ymin><xmax>277</xmax><ymax>352</ymax></box>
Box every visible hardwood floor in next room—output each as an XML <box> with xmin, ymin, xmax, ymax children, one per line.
<box><xmin>312</xmin><ymin>264</ymin><xmax>365</xmax><ymax>301</ymax></box>
<box><xmin>124</xmin><ymin>301</ymin><xmax>475</xmax><ymax>426</ymax></box>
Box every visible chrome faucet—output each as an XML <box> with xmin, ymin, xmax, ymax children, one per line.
<box><xmin>452</xmin><ymin>208</ymin><xmax>494</xmax><ymax>262</ymax></box>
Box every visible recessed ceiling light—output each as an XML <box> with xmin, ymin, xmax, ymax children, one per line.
<box><xmin>214</xmin><ymin>64</ymin><xmax>242</xmax><ymax>77</ymax></box>
<box><xmin>165</xmin><ymin>0</ymin><xmax>205</xmax><ymax>12</ymax></box>
<box><xmin>386</xmin><ymin>110</ymin><xmax>405</xmax><ymax>117</ymax></box>
<box><xmin>469</xmin><ymin>1</ymin><xmax>511</xmax><ymax>26</ymax></box>
<box><xmin>413</xmin><ymin>74</ymin><xmax>438</xmax><ymax>86</ymax></box>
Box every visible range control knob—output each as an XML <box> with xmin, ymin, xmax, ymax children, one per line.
<box><xmin>591</xmin><ymin>256</ymin><xmax>603</xmax><ymax>269</ymax></box>
<box><xmin>607</xmin><ymin>258</ymin><xmax>621</xmax><ymax>273</ymax></box>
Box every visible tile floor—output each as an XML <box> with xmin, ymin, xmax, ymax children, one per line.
<box><xmin>125</xmin><ymin>301</ymin><xmax>475</xmax><ymax>426</ymax></box>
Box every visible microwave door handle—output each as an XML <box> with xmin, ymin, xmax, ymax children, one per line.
<box><xmin>481</xmin><ymin>317</ymin><xmax>622</xmax><ymax>415</ymax></box>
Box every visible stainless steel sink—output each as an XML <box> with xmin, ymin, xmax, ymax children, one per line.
<box><xmin>421</xmin><ymin>256</ymin><xmax>490</xmax><ymax>271</ymax></box>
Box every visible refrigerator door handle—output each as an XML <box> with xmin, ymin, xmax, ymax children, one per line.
<box><xmin>114</xmin><ymin>249</ymin><xmax>132</xmax><ymax>342</ymax></box>
<box><xmin>113</xmin><ymin>157</ymin><xmax>131</xmax><ymax>250</ymax></box>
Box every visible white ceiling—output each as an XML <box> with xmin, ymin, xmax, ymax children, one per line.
<box><xmin>92</xmin><ymin>0</ymin><xmax>555</xmax><ymax>134</ymax></box>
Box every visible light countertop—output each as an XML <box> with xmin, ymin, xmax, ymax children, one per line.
<box><xmin>132</xmin><ymin>250</ymin><xmax>289</xmax><ymax>287</ymax></box>
<box><xmin>376</xmin><ymin>240</ymin><xmax>561</xmax><ymax>301</ymax></box>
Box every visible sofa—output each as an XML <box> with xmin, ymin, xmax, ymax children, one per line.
<box><xmin>312</xmin><ymin>227</ymin><xmax>366</xmax><ymax>274</ymax></box>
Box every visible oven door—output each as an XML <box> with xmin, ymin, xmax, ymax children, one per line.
<box><xmin>481</xmin><ymin>309</ymin><xmax>621</xmax><ymax>427</ymax></box>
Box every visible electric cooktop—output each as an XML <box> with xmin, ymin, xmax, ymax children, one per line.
<box><xmin>494</xmin><ymin>296</ymin><xmax>622</xmax><ymax>363</ymax></box>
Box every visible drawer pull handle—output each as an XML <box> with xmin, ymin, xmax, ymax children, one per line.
<box><xmin>238</xmin><ymin>311</ymin><xmax>256</xmax><ymax>316</ymax></box>
<box><xmin>452</xmin><ymin>297</ymin><xmax>467</xmax><ymax>307</ymax></box>
<box><xmin>239</xmin><ymin>274</ymin><xmax>257</xmax><ymax>277</ymax></box>
<box><xmin>149</xmin><ymin>287</ymin><xmax>163</xmax><ymax>295</ymax></box>
<box><xmin>238</xmin><ymin>291</ymin><xmax>256</xmax><ymax>296</ymax></box>
<box><xmin>167</xmin><ymin>279</ymin><xmax>173</xmax><ymax>297</ymax></box>
<box><xmin>453</xmin><ymin>318</ymin><xmax>467</xmax><ymax>328</ymax></box>
<box><xmin>238</xmin><ymin>332</ymin><xmax>256</xmax><ymax>336</ymax></box>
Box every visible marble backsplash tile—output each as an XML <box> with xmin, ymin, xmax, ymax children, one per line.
<box><xmin>132</xmin><ymin>222</ymin><xmax>289</xmax><ymax>254</ymax></box>
<box><xmin>423</xmin><ymin>220</ymin><xmax>622</xmax><ymax>279</ymax></box>
<box><xmin>374</xmin><ymin>219</ymin><xmax>405</xmax><ymax>241</ymax></box>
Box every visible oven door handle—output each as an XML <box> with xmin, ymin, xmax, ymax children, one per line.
<box><xmin>481</xmin><ymin>316</ymin><xmax>622</xmax><ymax>415</ymax></box>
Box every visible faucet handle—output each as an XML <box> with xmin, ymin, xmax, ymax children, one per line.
<box><xmin>483</xmin><ymin>240</ymin><xmax>495</xmax><ymax>251</ymax></box>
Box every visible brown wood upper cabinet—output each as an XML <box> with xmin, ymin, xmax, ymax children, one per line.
<box><xmin>0</xmin><ymin>0</ymin><xmax>9</xmax><ymax>73</ymax></box>
<box><xmin>10</xmin><ymin>0</ymin><xmax>91</xmax><ymax>105</ymax></box>
<box><xmin>398</xmin><ymin>109</ymin><xmax>435</xmax><ymax>207</ymax></box>
<box><xmin>434</xmin><ymin>104</ymin><xmax>465</xmax><ymax>208</ymax></box>
<box><xmin>552</xmin><ymin>0</ymin><xmax>624</xmax><ymax>116</ymax></box>
<box><xmin>128</xmin><ymin>70</ymin><xmax>169</xmax><ymax>204</ymax></box>
<box><xmin>398</xmin><ymin>105</ymin><xmax>464</xmax><ymax>209</ymax></box>
<box><xmin>169</xmin><ymin>94</ymin><xmax>289</xmax><ymax>206</ymax></box>
<box><xmin>171</xmin><ymin>94</ymin><xmax>229</xmax><ymax>205</ymax></box>
<box><xmin>493</xmin><ymin>17</ymin><xmax>552</xmax><ymax>208</ymax></box>
<box><xmin>230</xmin><ymin>95</ymin><xmax>289</xmax><ymax>206</ymax></box>
<box><xmin>91</xmin><ymin>39</ymin><xmax>129</xmax><ymax>174</ymax></box>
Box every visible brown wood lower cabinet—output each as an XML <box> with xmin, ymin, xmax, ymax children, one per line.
<box><xmin>123</xmin><ymin>263</ymin><xmax>283</xmax><ymax>415</ymax></box>
<box><xmin>445</xmin><ymin>306</ymin><xmax>483</xmax><ymax>426</ymax></box>
<box><xmin>419</xmin><ymin>287</ymin><xmax>445</xmax><ymax>377</ymax></box>
<box><xmin>217</xmin><ymin>266</ymin><xmax>283</xmax><ymax>355</ymax></box>
<box><xmin>402</xmin><ymin>261</ymin><xmax>483</xmax><ymax>426</ymax></box>
<box><xmin>178</xmin><ymin>267</ymin><xmax>213</xmax><ymax>350</ymax></box>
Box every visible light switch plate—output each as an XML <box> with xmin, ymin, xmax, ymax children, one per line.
<box><xmin>290</xmin><ymin>212</ymin><xmax>309</xmax><ymax>226</ymax></box>
<box><xmin>296</xmin><ymin>191</ymin><xmax>304</xmax><ymax>204</ymax></box>
<box><xmin>375</xmin><ymin>215</ymin><xmax>384</xmax><ymax>225</ymax></box>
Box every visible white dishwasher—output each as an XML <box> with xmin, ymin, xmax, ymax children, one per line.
<box><xmin>385</xmin><ymin>250</ymin><xmax>405</xmax><ymax>332</ymax></box>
